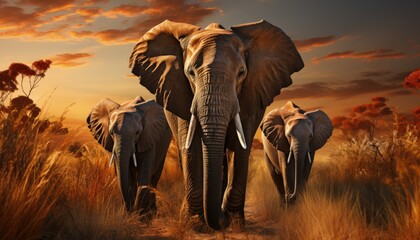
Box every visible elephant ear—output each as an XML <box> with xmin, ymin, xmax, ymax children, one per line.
<box><xmin>87</xmin><ymin>98</ymin><xmax>120</xmax><ymax>152</ymax></box>
<box><xmin>305</xmin><ymin>110</ymin><xmax>333</xmax><ymax>151</ymax></box>
<box><xmin>129</xmin><ymin>20</ymin><xmax>200</xmax><ymax>121</ymax></box>
<box><xmin>260</xmin><ymin>108</ymin><xmax>290</xmax><ymax>152</ymax></box>
<box><xmin>134</xmin><ymin>99</ymin><xmax>170</xmax><ymax>152</ymax></box>
<box><xmin>231</xmin><ymin>20</ymin><xmax>304</xmax><ymax>117</ymax></box>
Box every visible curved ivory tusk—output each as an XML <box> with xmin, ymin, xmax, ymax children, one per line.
<box><xmin>286</xmin><ymin>146</ymin><xmax>297</xmax><ymax>201</ymax></box>
<box><xmin>234</xmin><ymin>113</ymin><xmax>247</xmax><ymax>149</ymax></box>
<box><xmin>287</xmin><ymin>150</ymin><xmax>292</xmax><ymax>164</ymax></box>
<box><xmin>308</xmin><ymin>152</ymin><xmax>312</xmax><ymax>164</ymax></box>
<box><xmin>109</xmin><ymin>149</ymin><xmax>115</xmax><ymax>167</ymax></box>
<box><xmin>133</xmin><ymin>153</ymin><xmax>137</xmax><ymax>167</ymax></box>
<box><xmin>185</xmin><ymin>114</ymin><xmax>197</xmax><ymax>149</ymax></box>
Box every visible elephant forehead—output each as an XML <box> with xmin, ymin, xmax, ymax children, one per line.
<box><xmin>189</xmin><ymin>29</ymin><xmax>241</xmax><ymax>48</ymax></box>
<box><xmin>110</xmin><ymin>108</ymin><xmax>138</xmax><ymax>127</ymax></box>
<box><xmin>288</xmin><ymin>114</ymin><xmax>309</xmax><ymax>121</ymax></box>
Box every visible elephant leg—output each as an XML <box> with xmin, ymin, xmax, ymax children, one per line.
<box><xmin>129</xmin><ymin>158</ymin><xmax>138</xmax><ymax>208</ymax></box>
<box><xmin>151</xmin><ymin>128</ymin><xmax>171</xmax><ymax>188</ymax></box>
<box><xmin>134</xmin><ymin>149</ymin><xmax>155</xmax><ymax>221</ymax></box>
<box><xmin>302</xmin><ymin>151</ymin><xmax>315</xmax><ymax>186</ymax></box>
<box><xmin>151</xmin><ymin>155</ymin><xmax>165</xmax><ymax>188</ymax></box>
<box><xmin>222</xmin><ymin>147</ymin><xmax>250</xmax><ymax>224</ymax></box>
<box><xmin>264</xmin><ymin>153</ymin><xmax>286</xmax><ymax>195</ymax></box>
<box><xmin>177</xmin><ymin>117</ymin><xmax>205</xmax><ymax>225</ymax></box>
<box><xmin>222</xmin><ymin>110</ymin><xmax>264</xmax><ymax>224</ymax></box>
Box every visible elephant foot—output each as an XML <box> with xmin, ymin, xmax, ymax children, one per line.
<box><xmin>179</xmin><ymin>205</ymin><xmax>214</xmax><ymax>233</ymax></box>
<box><xmin>187</xmin><ymin>215</ymin><xmax>215</xmax><ymax>233</ymax></box>
<box><xmin>134</xmin><ymin>186</ymin><xmax>157</xmax><ymax>223</ymax></box>
<box><xmin>222</xmin><ymin>207</ymin><xmax>245</xmax><ymax>228</ymax></box>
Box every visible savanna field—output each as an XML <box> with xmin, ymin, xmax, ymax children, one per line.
<box><xmin>1</xmin><ymin>62</ymin><xmax>420</xmax><ymax>239</ymax></box>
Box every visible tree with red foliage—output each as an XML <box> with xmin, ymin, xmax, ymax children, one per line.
<box><xmin>403</xmin><ymin>69</ymin><xmax>420</xmax><ymax>95</ymax></box>
<box><xmin>332</xmin><ymin>97</ymin><xmax>392</xmax><ymax>139</ymax></box>
<box><xmin>0</xmin><ymin>59</ymin><xmax>67</xmax><ymax>135</ymax></box>
<box><xmin>0</xmin><ymin>60</ymin><xmax>52</xmax><ymax>103</ymax></box>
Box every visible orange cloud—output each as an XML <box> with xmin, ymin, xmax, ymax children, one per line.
<box><xmin>0</xmin><ymin>0</ymin><xmax>220</xmax><ymax>45</ymax></box>
<box><xmin>0</xmin><ymin>3</ymin><xmax>40</xmax><ymax>28</ymax></box>
<box><xmin>293</xmin><ymin>35</ymin><xmax>342</xmax><ymax>52</ymax></box>
<box><xmin>276</xmin><ymin>71</ymin><xmax>411</xmax><ymax>101</ymax></box>
<box><xmin>18</xmin><ymin>0</ymin><xmax>75</xmax><ymax>14</ymax></box>
<box><xmin>104</xmin><ymin>4</ymin><xmax>148</xmax><ymax>18</ymax></box>
<box><xmin>313</xmin><ymin>49</ymin><xmax>406</xmax><ymax>63</ymax></box>
<box><xmin>50</xmin><ymin>53</ymin><xmax>94</xmax><ymax>67</ymax></box>
<box><xmin>77</xmin><ymin>1</ymin><xmax>221</xmax><ymax>44</ymax></box>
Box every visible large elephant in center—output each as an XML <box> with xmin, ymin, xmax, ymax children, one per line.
<box><xmin>129</xmin><ymin>20</ymin><xmax>304</xmax><ymax>229</ymax></box>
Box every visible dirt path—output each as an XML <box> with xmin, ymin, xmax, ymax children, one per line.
<box><xmin>132</xmin><ymin>206</ymin><xmax>280</xmax><ymax>240</ymax></box>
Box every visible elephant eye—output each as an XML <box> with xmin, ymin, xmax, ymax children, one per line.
<box><xmin>187</xmin><ymin>67</ymin><xmax>195</xmax><ymax>78</ymax></box>
<box><xmin>237</xmin><ymin>67</ymin><xmax>246</xmax><ymax>79</ymax></box>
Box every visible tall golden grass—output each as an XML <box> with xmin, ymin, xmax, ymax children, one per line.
<box><xmin>1</xmin><ymin>106</ymin><xmax>419</xmax><ymax>239</ymax></box>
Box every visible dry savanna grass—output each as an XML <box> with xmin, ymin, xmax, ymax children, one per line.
<box><xmin>1</xmin><ymin>109</ymin><xmax>419</xmax><ymax>239</ymax></box>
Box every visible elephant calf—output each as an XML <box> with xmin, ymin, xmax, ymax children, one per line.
<box><xmin>260</xmin><ymin>101</ymin><xmax>333</xmax><ymax>204</ymax></box>
<box><xmin>87</xmin><ymin>96</ymin><xmax>172</xmax><ymax>220</ymax></box>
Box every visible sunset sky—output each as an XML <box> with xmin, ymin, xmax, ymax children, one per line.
<box><xmin>1</xmin><ymin>0</ymin><xmax>419</xmax><ymax>124</ymax></box>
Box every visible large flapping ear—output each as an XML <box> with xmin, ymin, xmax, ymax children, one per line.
<box><xmin>231</xmin><ymin>20</ymin><xmax>304</xmax><ymax>117</ymax></box>
<box><xmin>129</xmin><ymin>20</ymin><xmax>200</xmax><ymax>120</ymax></box>
<box><xmin>87</xmin><ymin>98</ymin><xmax>120</xmax><ymax>152</ymax></box>
<box><xmin>134</xmin><ymin>99</ymin><xmax>170</xmax><ymax>152</ymax></box>
<box><xmin>305</xmin><ymin>110</ymin><xmax>333</xmax><ymax>151</ymax></box>
<box><xmin>260</xmin><ymin>108</ymin><xmax>290</xmax><ymax>152</ymax></box>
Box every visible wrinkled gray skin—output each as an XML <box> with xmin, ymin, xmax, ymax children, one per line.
<box><xmin>129</xmin><ymin>20</ymin><xmax>304</xmax><ymax>230</ymax></box>
<box><xmin>87</xmin><ymin>96</ymin><xmax>171</xmax><ymax>219</ymax></box>
<box><xmin>261</xmin><ymin>102</ymin><xmax>333</xmax><ymax>205</ymax></box>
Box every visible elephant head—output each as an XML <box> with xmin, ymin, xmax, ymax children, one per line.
<box><xmin>87</xmin><ymin>96</ymin><xmax>168</xmax><ymax>211</ymax></box>
<box><xmin>129</xmin><ymin>20</ymin><xmax>303</xmax><ymax>229</ymax></box>
<box><xmin>261</xmin><ymin>101</ymin><xmax>333</xmax><ymax>203</ymax></box>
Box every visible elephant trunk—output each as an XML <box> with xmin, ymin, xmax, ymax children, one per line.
<box><xmin>286</xmin><ymin>138</ymin><xmax>307</xmax><ymax>203</ymax></box>
<box><xmin>202</xmin><ymin>123</ymin><xmax>227</xmax><ymax>230</ymax></box>
<box><xmin>114</xmin><ymin>136</ymin><xmax>135</xmax><ymax>211</ymax></box>
<box><xmin>196</xmin><ymin>75</ymin><xmax>236</xmax><ymax>229</ymax></box>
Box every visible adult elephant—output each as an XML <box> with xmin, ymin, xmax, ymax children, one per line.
<box><xmin>260</xmin><ymin>101</ymin><xmax>333</xmax><ymax>205</ymax></box>
<box><xmin>87</xmin><ymin>96</ymin><xmax>171</xmax><ymax>220</ymax></box>
<box><xmin>129</xmin><ymin>20</ymin><xmax>304</xmax><ymax>229</ymax></box>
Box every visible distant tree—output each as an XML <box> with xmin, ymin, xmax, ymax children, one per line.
<box><xmin>332</xmin><ymin>97</ymin><xmax>392</xmax><ymax>140</ymax></box>
<box><xmin>403</xmin><ymin>68</ymin><xmax>420</xmax><ymax>95</ymax></box>
<box><xmin>0</xmin><ymin>59</ymin><xmax>67</xmax><ymax>135</ymax></box>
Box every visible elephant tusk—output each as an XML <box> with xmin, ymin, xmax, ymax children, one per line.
<box><xmin>109</xmin><ymin>149</ymin><xmax>115</xmax><ymax>167</ymax></box>
<box><xmin>234</xmin><ymin>113</ymin><xmax>247</xmax><ymax>149</ymax></box>
<box><xmin>133</xmin><ymin>153</ymin><xmax>137</xmax><ymax>167</ymax></box>
<box><xmin>308</xmin><ymin>152</ymin><xmax>312</xmax><ymax>164</ymax></box>
<box><xmin>287</xmin><ymin>147</ymin><xmax>298</xmax><ymax>201</ymax></box>
<box><xmin>287</xmin><ymin>150</ymin><xmax>292</xmax><ymax>164</ymax></box>
<box><xmin>185</xmin><ymin>114</ymin><xmax>197</xmax><ymax>149</ymax></box>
